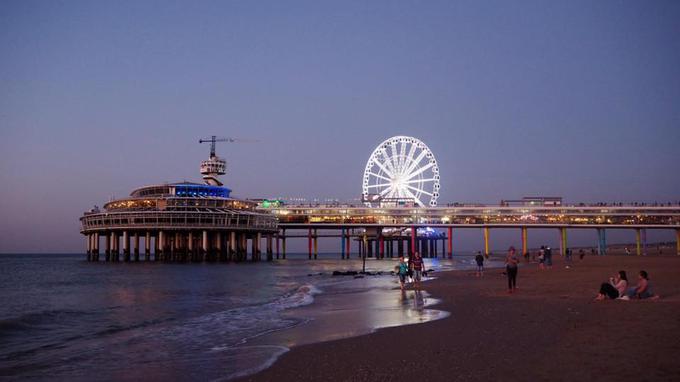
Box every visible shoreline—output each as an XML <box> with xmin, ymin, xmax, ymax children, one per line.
<box><xmin>242</xmin><ymin>254</ymin><xmax>680</xmax><ymax>381</ymax></box>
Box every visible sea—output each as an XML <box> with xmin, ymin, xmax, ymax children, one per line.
<box><xmin>0</xmin><ymin>253</ymin><xmax>498</xmax><ymax>381</ymax></box>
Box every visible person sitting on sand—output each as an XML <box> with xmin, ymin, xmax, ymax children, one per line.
<box><xmin>397</xmin><ymin>256</ymin><xmax>409</xmax><ymax>290</ymax></box>
<box><xmin>595</xmin><ymin>270</ymin><xmax>628</xmax><ymax>300</ymax></box>
<box><xmin>505</xmin><ymin>246</ymin><xmax>519</xmax><ymax>293</ymax></box>
<box><xmin>475</xmin><ymin>251</ymin><xmax>484</xmax><ymax>277</ymax></box>
<box><xmin>622</xmin><ymin>270</ymin><xmax>657</xmax><ymax>300</ymax></box>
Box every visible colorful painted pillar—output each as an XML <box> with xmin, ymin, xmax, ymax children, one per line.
<box><xmin>313</xmin><ymin>229</ymin><xmax>318</xmax><ymax>259</ymax></box>
<box><xmin>447</xmin><ymin>227</ymin><xmax>453</xmax><ymax>258</ymax></box>
<box><xmin>636</xmin><ymin>229</ymin><xmax>641</xmax><ymax>256</ymax></box>
<box><xmin>559</xmin><ymin>228</ymin><xmax>567</xmax><ymax>256</ymax></box>
<box><xmin>379</xmin><ymin>230</ymin><xmax>385</xmax><ymax>259</ymax></box>
<box><xmin>521</xmin><ymin>227</ymin><xmax>528</xmax><ymax>257</ymax></box>
<box><xmin>341</xmin><ymin>228</ymin><xmax>346</xmax><ymax>259</ymax></box>
<box><xmin>483</xmin><ymin>227</ymin><xmax>490</xmax><ymax>257</ymax></box>
<box><xmin>597</xmin><ymin>229</ymin><xmax>607</xmax><ymax>255</ymax></box>
<box><xmin>676</xmin><ymin>229</ymin><xmax>680</xmax><ymax>256</ymax></box>
<box><xmin>411</xmin><ymin>227</ymin><xmax>417</xmax><ymax>255</ymax></box>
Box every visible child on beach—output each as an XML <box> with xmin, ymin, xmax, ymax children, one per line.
<box><xmin>595</xmin><ymin>270</ymin><xmax>628</xmax><ymax>300</ymax></box>
<box><xmin>397</xmin><ymin>256</ymin><xmax>409</xmax><ymax>290</ymax></box>
<box><xmin>475</xmin><ymin>251</ymin><xmax>484</xmax><ymax>277</ymax></box>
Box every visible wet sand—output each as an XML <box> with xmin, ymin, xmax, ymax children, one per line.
<box><xmin>244</xmin><ymin>254</ymin><xmax>680</xmax><ymax>381</ymax></box>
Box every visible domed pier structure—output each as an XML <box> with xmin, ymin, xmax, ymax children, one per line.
<box><xmin>80</xmin><ymin>141</ymin><xmax>278</xmax><ymax>263</ymax></box>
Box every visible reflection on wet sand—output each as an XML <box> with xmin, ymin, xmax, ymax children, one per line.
<box><xmin>243</xmin><ymin>281</ymin><xmax>450</xmax><ymax>350</ymax></box>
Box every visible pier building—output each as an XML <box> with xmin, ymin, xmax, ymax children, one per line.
<box><xmin>80</xmin><ymin>137</ymin><xmax>277</xmax><ymax>262</ymax></box>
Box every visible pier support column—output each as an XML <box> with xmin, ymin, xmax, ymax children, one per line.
<box><xmin>346</xmin><ymin>231</ymin><xmax>351</xmax><ymax>259</ymax></box>
<box><xmin>256</xmin><ymin>232</ymin><xmax>262</xmax><ymax>261</ymax></box>
<box><xmin>676</xmin><ymin>229</ymin><xmax>680</xmax><ymax>256</ymax></box>
<box><xmin>483</xmin><ymin>227</ymin><xmax>490</xmax><ymax>258</ymax></box>
<box><xmin>597</xmin><ymin>229</ymin><xmax>607</xmax><ymax>255</ymax></box>
<box><xmin>379</xmin><ymin>230</ymin><xmax>384</xmax><ymax>259</ymax></box>
<box><xmin>94</xmin><ymin>233</ymin><xmax>100</xmax><ymax>261</ymax></box>
<box><xmin>266</xmin><ymin>234</ymin><xmax>273</xmax><ymax>261</ymax></box>
<box><xmin>276</xmin><ymin>233</ymin><xmax>280</xmax><ymax>259</ymax></box>
<box><xmin>188</xmin><ymin>232</ymin><xmax>195</xmax><ymax>261</ymax></box>
<box><xmin>636</xmin><ymin>229</ymin><xmax>641</xmax><ymax>256</ymax></box>
<box><xmin>281</xmin><ymin>229</ymin><xmax>286</xmax><ymax>259</ymax></box>
<box><xmin>447</xmin><ymin>227</ymin><xmax>453</xmax><ymax>258</ymax></box>
<box><xmin>341</xmin><ymin>228</ymin><xmax>346</xmax><ymax>259</ymax></box>
<box><xmin>313</xmin><ymin>229</ymin><xmax>318</xmax><ymax>260</ymax></box>
<box><xmin>521</xmin><ymin>227</ymin><xmax>528</xmax><ymax>258</ymax></box>
<box><xmin>145</xmin><ymin>232</ymin><xmax>151</xmax><ymax>261</ymax></box>
<box><xmin>122</xmin><ymin>231</ymin><xmax>130</xmax><ymax>262</ymax></box>
<box><xmin>411</xmin><ymin>227</ymin><xmax>417</xmax><ymax>256</ymax></box>
<box><xmin>86</xmin><ymin>234</ymin><xmax>92</xmax><ymax>261</ymax></box>
<box><xmin>229</xmin><ymin>232</ymin><xmax>236</xmax><ymax>261</ymax></box>
<box><xmin>105</xmin><ymin>232</ymin><xmax>111</xmax><ymax>261</ymax></box>
<box><xmin>559</xmin><ymin>228</ymin><xmax>567</xmax><ymax>257</ymax></box>
<box><xmin>308</xmin><ymin>228</ymin><xmax>312</xmax><ymax>260</ymax></box>
<box><xmin>112</xmin><ymin>231</ymin><xmax>120</xmax><ymax>262</ymax></box>
<box><xmin>202</xmin><ymin>230</ymin><xmax>209</xmax><ymax>262</ymax></box>
<box><xmin>216</xmin><ymin>232</ymin><xmax>224</xmax><ymax>261</ymax></box>
<box><xmin>159</xmin><ymin>230</ymin><xmax>166</xmax><ymax>261</ymax></box>
<box><xmin>133</xmin><ymin>232</ymin><xmax>140</xmax><ymax>262</ymax></box>
<box><xmin>398</xmin><ymin>238</ymin><xmax>404</xmax><ymax>257</ymax></box>
<box><xmin>153</xmin><ymin>232</ymin><xmax>160</xmax><ymax>261</ymax></box>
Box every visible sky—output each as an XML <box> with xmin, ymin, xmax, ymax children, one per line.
<box><xmin>1</xmin><ymin>0</ymin><xmax>679</xmax><ymax>253</ymax></box>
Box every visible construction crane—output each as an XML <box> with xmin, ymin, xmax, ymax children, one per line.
<box><xmin>199</xmin><ymin>136</ymin><xmax>259</xmax><ymax>158</ymax></box>
<box><xmin>198</xmin><ymin>136</ymin><xmax>259</xmax><ymax>186</ymax></box>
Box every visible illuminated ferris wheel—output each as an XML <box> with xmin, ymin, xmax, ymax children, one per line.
<box><xmin>362</xmin><ymin>136</ymin><xmax>440</xmax><ymax>207</ymax></box>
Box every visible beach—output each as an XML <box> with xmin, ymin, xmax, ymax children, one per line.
<box><xmin>245</xmin><ymin>254</ymin><xmax>680</xmax><ymax>382</ymax></box>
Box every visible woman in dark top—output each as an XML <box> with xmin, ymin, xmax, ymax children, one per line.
<box><xmin>506</xmin><ymin>246</ymin><xmax>519</xmax><ymax>293</ymax></box>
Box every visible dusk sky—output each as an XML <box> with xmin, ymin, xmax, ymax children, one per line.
<box><xmin>1</xmin><ymin>0</ymin><xmax>679</xmax><ymax>253</ymax></box>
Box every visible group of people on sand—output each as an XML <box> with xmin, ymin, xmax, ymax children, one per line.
<box><xmin>396</xmin><ymin>252</ymin><xmax>425</xmax><ymax>290</ymax></box>
<box><xmin>596</xmin><ymin>270</ymin><xmax>658</xmax><ymax>301</ymax></box>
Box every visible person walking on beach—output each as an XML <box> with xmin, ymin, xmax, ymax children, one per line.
<box><xmin>475</xmin><ymin>251</ymin><xmax>484</xmax><ymax>277</ymax></box>
<box><xmin>538</xmin><ymin>246</ymin><xmax>546</xmax><ymax>270</ymax></box>
<box><xmin>506</xmin><ymin>246</ymin><xmax>519</xmax><ymax>293</ymax></box>
<box><xmin>397</xmin><ymin>256</ymin><xmax>409</xmax><ymax>290</ymax></box>
<box><xmin>544</xmin><ymin>246</ymin><xmax>553</xmax><ymax>269</ymax></box>
<box><xmin>410</xmin><ymin>252</ymin><xmax>425</xmax><ymax>290</ymax></box>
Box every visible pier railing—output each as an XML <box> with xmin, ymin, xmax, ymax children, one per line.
<box><xmin>80</xmin><ymin>211</ymin><xmax>278</xmax><ymax>233</ymax></box>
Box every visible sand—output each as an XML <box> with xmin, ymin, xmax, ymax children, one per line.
<box><xmin>242</xmin><ymin>254</ymin><xmax>680</xmax><ymax>382</ymax></box>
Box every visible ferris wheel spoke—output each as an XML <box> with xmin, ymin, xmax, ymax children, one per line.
<box><xmin>372</xmin><ymin>157</ymin><xmax>394</xmax><ymax>178</ymax></box>
<box><xmin>398</xmin><ymin>141</ymin><xmax>407</xmax><ymax>170</ymax></box>
<box><xmin>380</xmin><ymin>149</ymin><xmax>398</xmax><ymax>175</ymax></box>
<box><xmin>404</xmin><ymin>162</ymin><xmax>434</xmax><ymax>181</ymax></box>
<box><xmin>404</xmin><ymin>178</ymin><xmax>436</xmax><ymax>184</ymax></box>
<box><xmin>366</xmin><ymin>182</ymin><xmax>393</xmax><ymax>188</ymax></box>
<box><xmin>403</xmin><ymin>142</ymin><xmax>418</xmax><ymax>173</ymax></box>
<box><xmin>367</xmin><ymin>171</ymin><xmax>392</xmax><ymax>182</ymax></box>
<box><xmin>379</xmin><ymin>186</ymin><xmax>393</xmax><ymax>197</ymax></box>
<box><xmin>403</xmin><ymin>187</ymin><xmax>424</xmax><ymax>207</ymax></box>
<box><xmin>389</xmin><ymin>142</ymin><xmax>400</xmax><ymax>171</ymax></box>
<box><xmin>406</xmin><ymin>184</ymin><xmax>433</xmax><ymax>197</ymax></box>
<box><xmin>403</xmin><ymin>149</ymin><xmax>428</xmax><ymax>177</ymax></box>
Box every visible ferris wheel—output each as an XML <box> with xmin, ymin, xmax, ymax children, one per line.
<box><xmin>362</xmin><ymin>136</ymin><xmax>440</xmax><ymax>207</ymax></box>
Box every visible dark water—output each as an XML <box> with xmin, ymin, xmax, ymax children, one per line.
<box><xmin>0</xmin><ymin>253</ymin><xmax>488</xmax><ymax>381</ymax></box>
